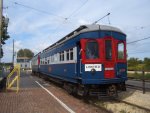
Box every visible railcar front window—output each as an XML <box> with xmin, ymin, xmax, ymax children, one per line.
<box><xmin>86</xmin><ymin>41</ymin><xmax>99</xmax><ymax>59</ymax></box>
<box><xmin>118</xmin><ymin>42</ymin><xmax>124</xmax><ymax>59</ymax></box>
<box><xmin>105</xmin><ymin>40</ymin><xmax>112</xmax><ymax>60</ymax></box>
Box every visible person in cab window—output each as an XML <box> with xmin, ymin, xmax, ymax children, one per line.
<box><xmin>86</xmin><ymin>41</ymin><xmax>99</xmax><ymax>59</ymax></box>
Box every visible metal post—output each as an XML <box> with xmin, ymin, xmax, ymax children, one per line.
<box><xmin>0</xmin><ymin>0</ymin><xmax>3</xmax><ymax>63</ymax></box>
<box><xmin>12</xmin><ymin>39</ymin><xmax>14</xmax><ymax>66</ymax></box>
<box><xmin>142</xmin><ymin>70</ymin><xmax>145</xmax><ymax>94</ymax></box>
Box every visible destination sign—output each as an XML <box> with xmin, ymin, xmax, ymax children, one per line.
<box><xmin>85</xmin><ymin>64</ymin><xmax>102</xmax><ymax>71</ymax></box>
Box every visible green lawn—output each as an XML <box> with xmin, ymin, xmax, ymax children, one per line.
<box><xmin>128</xmin><ymin>73</ymin><xmax>150</xmax><ymax>80</ymax></box>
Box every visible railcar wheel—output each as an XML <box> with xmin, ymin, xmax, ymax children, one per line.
<box><xmin>77</xmin><ymin>85</ymin><xmax>88</xmax><ymax>96</ymax></box>
<box><xmin>64</xmin><ymin>83</ymin><xmax>74</xmax><ymax>95</ymax></box>
<box><xmin>121</xmin><ymin>82</ymin><xmax>126</xmax><ymax>91</ymax></box>
<box><xmin>107</xmin><ymin>85</ymin><xmax>118</xmax><ymax>97</ymax></box>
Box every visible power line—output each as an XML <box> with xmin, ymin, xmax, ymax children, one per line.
<box><xmin>67</xmin><ymin>0</ymin><xmax>88</xmax><ymax>19</ymax></box>
<box><xmin>128</xmin><ymin>51</ymin><xmax>150</xmax><ymax>54</ymax></box>
<box><xmin>8</xmin><ymin>0</ymin><xmax>88</xmax><ymax>32</ymax></box>
<box><xmin>127</xmin><ymin>37</ymin><xmax>150</xmax><ymax>44</ymax></box>
<box><xmin>53</xmin><ymin>0</ymin><xmax>89</xmax><ymax>32</ymax></box>
<box><xmin>9</xmin><ymin>1</ymin><xmax>67</xmax><ymax>20</ymax></box>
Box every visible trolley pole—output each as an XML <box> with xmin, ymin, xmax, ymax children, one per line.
<box><xmin>0</xmin><ymin>0</ymin><xmax>3</xmax><ymax>63</ymax></box>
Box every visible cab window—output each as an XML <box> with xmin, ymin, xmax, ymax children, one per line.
<box><xmin>105</xmin><ymin>40</ymin><xmax>112</xmax><ymax>60</ymax></box>
<box><xmin>118</xmin><ymin>42</ymin><xmax>124</xmax><ymax>59</ymax></box>
<box><xmin>86</xmin><ymin>40</ymin><xmax>99</xmax><ymax>59</ymax></box>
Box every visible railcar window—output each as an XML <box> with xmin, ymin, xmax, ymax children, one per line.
<box><xmin>45</xmin><ymin>58</ymin><xmax>47</xmax><ymax>64</ymax></box>
<box><xmin>118</xmin><ymin>42</ymin><xmax>124</xmax><ymax>59</ymax></box>
<box><xmin>66</xmin><ymin>50</ymin><xmax>69</xmax><ymax>61</ymax></box>
<box><xmin>54</xmin><ymin>54</ymin><xmax>57</xmax><ymax>62</ymax></box>
<box><xmin>70</xmin><ymin>49</ymin><xmax>73</xmax><ymax>60</ymax></box>
<box><xmin>62</xmin><ymin>52</ymin><xmax>64</xmax><ymax>61</ymax></box>
<box><xmin>51</xmin><ymin>56</ymin><xmax>54</xmax><ymax>62</ymax></box>
<box><xmin>86</xmin><ymin>40</ymin><xmax>99</xmax><ymax>59</ymax></box>
<box><xmin>105</xmin><ymin>40</ymin><xmax>112</xmax><ymax>60</ymax></box>
<box><xmin>60</xmin><ymin>52</ymin><xmax>64</xmax><ymax>61</ymax></box>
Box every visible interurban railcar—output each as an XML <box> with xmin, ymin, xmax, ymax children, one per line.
<box><xmin>31</xmin><ymin>24</ymin><xmax>127</xmax><ymax>96</ymax></box>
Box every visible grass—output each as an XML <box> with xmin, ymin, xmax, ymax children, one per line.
<box><xmin>128</xmin><ymin>73</ymin><xmax>150</xmax><ymax>80</ymax></box>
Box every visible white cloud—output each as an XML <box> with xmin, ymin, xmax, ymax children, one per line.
<box><xmin>2</xmin><ymin>0</ymin><xmax>150</xmax><ymax>62</ymax></box>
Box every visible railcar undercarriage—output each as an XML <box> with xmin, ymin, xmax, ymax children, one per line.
<box><xmin>32</xmin><ymin>72</ymin><xmax>126</xmax><ymax>98</ymax></box>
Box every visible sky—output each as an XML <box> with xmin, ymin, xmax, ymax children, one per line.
<box><xmin>2</xmin><ymin>0</ymin><xmax>150</xmax><ymax>62</ymax></box>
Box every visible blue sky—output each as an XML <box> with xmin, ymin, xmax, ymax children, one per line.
<box><xmin>2</xmin><ymin>0</ymin><xmax>150</xmax><ymax>62</ymax></box>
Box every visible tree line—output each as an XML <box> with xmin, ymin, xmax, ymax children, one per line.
<box><xmin>128</xmin><ymin>57</ymin><xmax>150</xmax><ymax>71</ymax></box>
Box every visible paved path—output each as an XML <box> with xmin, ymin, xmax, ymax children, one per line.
<box><xmin>0</xmin><ymin>72</ymin><xmax>108</xmax><ymax>113</ymax></box>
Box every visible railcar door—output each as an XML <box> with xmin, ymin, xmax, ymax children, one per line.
<box><xmin>38</xmin><ymin>55</ymin><xmax>40</xmax><ymax>72</ymax></box>
<box><xmin>104</xmin><ymin>37</ymin><xmax>116</xmax><ymax>79</ymax></box>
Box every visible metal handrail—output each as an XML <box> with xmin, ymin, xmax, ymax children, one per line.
<box><xmin>6</xmin><ymin>64</ymin><xmax>20</xmax><ymax>93</ymax></box>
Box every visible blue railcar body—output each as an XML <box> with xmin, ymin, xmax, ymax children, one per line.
<box><xmin>32</xmin><ymin>24</ymin><xmax>127</xmax><ymax>96</ymax></box>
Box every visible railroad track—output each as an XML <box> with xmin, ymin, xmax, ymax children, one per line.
<box><xmin>36</xmin><ymin>74</ymin><xmax>150</xmax><ymax>112</ymax></box>
<box><xmin>126</xmin><ymin>84</ymin><xmax>150</xmax><ymax>91</ymax></box>
<box><xmin>113</xmin><ymin>98</ymin><xmax>150</xmax><ymax>112</ymax></box>
<box><xmin>82</xmin><ymin>96</ymin><xmax>150</xmax><ymax>113</ymax></box>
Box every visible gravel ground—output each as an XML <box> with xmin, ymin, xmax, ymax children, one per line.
<box><xmin>96</xmin><ymin>88</ymin><xmax>150</xmax><ymax>113</ymax></box>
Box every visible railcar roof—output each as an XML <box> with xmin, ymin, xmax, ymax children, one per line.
<box><xmin>43</xmin><ymin>24</ymin><xmax>126</xmax><ymax>52</ymax></box>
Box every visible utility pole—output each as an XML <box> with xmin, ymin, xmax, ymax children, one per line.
<box><xmin>0</xmin><ymin>0</ymin><xmax>3</xmax><ymax>63</ymax></box>
<box><xmin>12</xmin><ymin>39</ymin><xmax>14</xmax><ymax>66</ymax></box>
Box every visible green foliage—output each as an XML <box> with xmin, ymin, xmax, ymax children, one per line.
<box><xmin>143</xmin><ymin>58</ymin><xmax>150</xmax><ymax>71</ymax></box>
<box><xmin>0</xmin><ymin>16</ymin><xmax>10</xmax><ymax>58</ymax></box>
<box><xmin>118</xmin><ymin>51</ymin><xmax>124</xmax><ymax>59</ymax></box>
<box><xmin>17</xmin><ymin>49</ymin><xmax>34</xmax><ymax>58</ymax></box>
<box><xmin>128</xmin><ymin>57</ymin><xmax>139</xmax><ymax>67</ymax></box>
<box><xmin>17</xmin><ymin>49</ymin><xmax>24</xmax><ymax>57</ymax></box>
<box><xmin>128</xmin><ymin>57</ymin><xmax>144</xmax><ymax>71</ymax></box>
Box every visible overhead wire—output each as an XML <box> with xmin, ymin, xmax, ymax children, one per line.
<box><xmin>127</xmin><ymin>36</ymin><xmax>150</xmax><ymax>56</ymax></box>
<box><xmin>6</xmin><ymin>0</ymin><xmax>150</xmax><ymax>54</ymax></box>
<box><xmin>53</xmin><ymin>0</ymin><xmax>89</xmax><ymax>32</ymax></box>
<box><xmin>8</xmin><ymin>0</ymin><xmax>89</xmax><ymax>24</ymax></box>
<box><xmin>8</xmin><ymin>1</ymin><xmax>67</xmax><ymax>20</ymax></box>
<box><xmin>127</xmin><ymin>37</ymin><xmax>150</xmax><ymax>44</ymax></box>
<box><xmin>66</xmin><ymin>0</ymin><xmax>88</xmax><ymax>19</ymax></box>
<box><xmin>128</xmin><ymin>51</ymin><xmax>150</xmax><ymax>54</ymax></box>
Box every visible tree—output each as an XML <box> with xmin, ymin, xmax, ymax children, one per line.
<box><xmin>127</xmin><ymin>57</ymin><xmax>144</xmax><ymax>71</ymax></box>
<box><xmin>143</xmin><ymin>58</ymin><xmax>150</xmax><ymax>71</ymax></box>
<box><xmin>0</xmin><ymin>16</ymin><xmax>10</xmax><ymax>58</ymax></box>
<box><xmin>128</xmin><ymin>57</ymin><xmax>139</xmax><ymax>67</ymax></box>
<box><xmin>17</xmin><ymin>49</ymin><xmax>34</xmax><ymax>59</ymax></box>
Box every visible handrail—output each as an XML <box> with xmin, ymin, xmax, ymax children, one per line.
<box><xmin>6</xmin><ymin>64</ymin><xmax>20</xmax><ymax>93</ymax></box>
